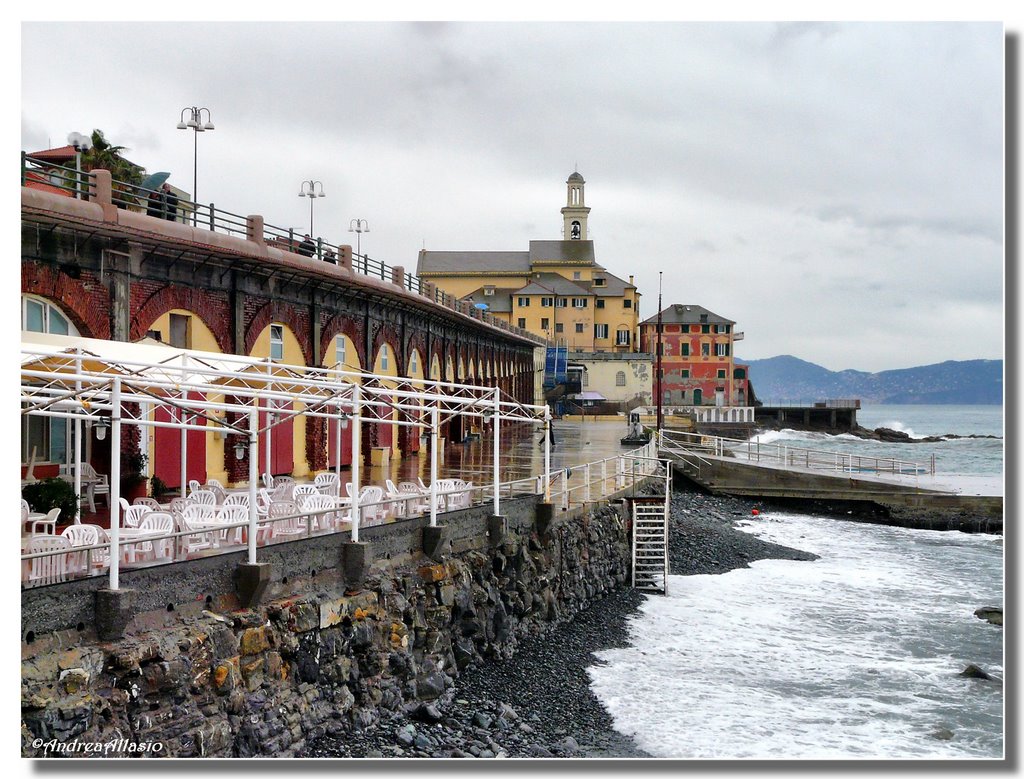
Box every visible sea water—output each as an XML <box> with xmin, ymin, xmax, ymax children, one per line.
<box><xmin>588</xmin><ymin>405</ymin><xmax>1004</xmax><ymax>759</ymax></box>
<box><xmin>748</xmin><ymin>404</ymin><xmax>1004</xmax><ymax>494</ymax></box>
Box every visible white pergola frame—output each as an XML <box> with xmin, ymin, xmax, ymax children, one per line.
<box><xmin>21</xmin><ymin>334</ymin><xmax>554</xmax><ymax>590</ymax></box>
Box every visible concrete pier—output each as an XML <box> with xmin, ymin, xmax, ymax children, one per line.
<box><xmin>663</xmin><ymin>449</ymin><xmax>1002</xmax><ymax>533</ymax></box>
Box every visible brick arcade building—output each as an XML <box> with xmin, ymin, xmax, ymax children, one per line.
<box><xmin>21</xmin><ymin>167</ymin><xmax>540</xmax><ymax>490</ymax></box>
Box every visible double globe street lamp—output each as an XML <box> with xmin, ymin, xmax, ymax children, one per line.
<box><xmin>176</xmin><ymin>106</ymin><xmax>215</xmax><ymax>224</ymax></box>
<box><xmin>298</xmin><ymin>180</ymin><xmax>326</xmax><ymax>235</ymax></box>
<box><xmin>66</xmin><ymin>131</ymin><xmax>92</xmax><ymax>199</ymax></box>
<box><xmin>349</xmin><ymin>219</ymin><xmax>370</xmax><ymax>269</ymax></box>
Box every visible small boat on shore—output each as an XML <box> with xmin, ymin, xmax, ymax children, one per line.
<box><xmin>621</xmin><ymin>411</ymin><xmax>651</xmax><ymax>446</ymax></box>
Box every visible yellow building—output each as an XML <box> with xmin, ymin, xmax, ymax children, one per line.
<box><xmin>417</xmin><ymin>172</ymin><xmax>640</xmax><ymax>352</ymax></box>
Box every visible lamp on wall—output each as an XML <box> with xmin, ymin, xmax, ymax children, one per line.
<box><xmin>233</xmin><ymin>439</ymin><xmax>247</xmax><ymax>460</ymax></box>
<box><xmin>93</xmin><ymin>416</ymin><xmax>110</xmax><ymax>441</ymax></box>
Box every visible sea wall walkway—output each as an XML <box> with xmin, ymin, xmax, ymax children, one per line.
<box><xmin>660</xmin><ymin>432</ymin><xmax>1002</xmax><ymax>533</ymax></box>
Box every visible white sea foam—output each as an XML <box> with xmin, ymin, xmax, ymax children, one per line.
<box><xmin>878</xmin><ymin>420</ymin><xmax>922</xmax><ymax>439</ymax></box>
<box><xmin>588</xmin><ymin>513</ymin><xmax>1004</xmax><ymax>759</ymax></box>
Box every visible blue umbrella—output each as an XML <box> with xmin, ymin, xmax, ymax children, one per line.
<box><xmin>140</xmin><ymin>171</ymin><xmax>171</xmax><ymax>193</ymax></box>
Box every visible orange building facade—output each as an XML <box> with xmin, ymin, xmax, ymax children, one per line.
<box><xmin>640</xmin><ymin>304</ymin><xmax>751</xmax><ymax>407</ymax></box>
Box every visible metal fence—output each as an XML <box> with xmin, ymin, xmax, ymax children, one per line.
<box><xmin>659</xmin><ymin>429</ymin><xmax>931</xmax><ymax>478</ymax></box>
<box><xmin>20</xmin><ymin>440</ymin><xmax>660</xmax><ymax>588</ymax></box>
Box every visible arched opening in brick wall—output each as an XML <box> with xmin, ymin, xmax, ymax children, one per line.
<box><xmin>325</xmin><ymin>333</ymin><xmax>360</xmax><ymax>470</ymax></box>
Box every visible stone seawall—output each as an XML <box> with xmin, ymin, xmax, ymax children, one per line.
<box><xmin>21</xmin><ymin>494</ymin><xmax>636</xmax><ymax>757</ymax></box>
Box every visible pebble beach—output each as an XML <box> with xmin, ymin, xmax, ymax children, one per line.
<box><xmin>306</xmin><ymin>485</ymin><xmax>819</xmax><ymax>759</ymax></box>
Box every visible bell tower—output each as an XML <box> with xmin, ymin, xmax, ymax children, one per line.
<box><xmin>561</xmin><ymin>170</ymin><xmax>590</xmax><ymax>240</ymax></box>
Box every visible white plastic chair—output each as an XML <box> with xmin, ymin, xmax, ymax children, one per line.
<box><xmin>224</xmin><ymin>493</ymin><xmax>250</xmax><ymax>509</ymax></box>
<box><xmin>314</xmin><ymin>472</ymin><xmax>340</xmax><ymax>497</ymax></box>
<box><xmin>32</xmin><ymin>507</ymin><xmax>62</xmax><ymax>535</ymax></box>
<box><xmin>80</xmin><ymin>462</ymin><xmax>110</xmax><ymax>511</ymax></box>
<box><xmin>188</xmin><ymin>479</ymin><xmax>202</xmax><ymax>495</ymax></box>
<box><xmin>274</xmin><ymin>475</ymin><xmax>296</xmax><ymax>488</ymax></box>
<box><xmin>180</xmin><ymin>504</ymin><xmax>218</xmax><ymax>554</ymax></box>
<box><xmin>205</xmin><ymin>478</ymin><xmax>224</xmax><ymax>490</ymax></box>
<box><xmin>61</xmin><ymin>524</ymin><xmax>100</xmax><ymax>573</ymax></box>
<box><xmin>455</xmin><ymin>481</ymin><xmax>474</xmax><ymax>509</ymax></box>
<box><xmin>270</xmin><ymin>482</ymin><xmax>295</xmax><ymax>502</ymax></box>
<box><xmin>122</xmin><ymin>504</ymin><xmax>152</xmax><ymax>529</ymax></box>
<box><xmin>384</xmin><ymin>480</ymin><xmax>402</xmax><ymax>517</ymax></box>
<box><xmin>293</xmin><ymin>484</ymin><xmax>319</xmax><ymax>505</ymax></box>
<box><xmin>25</xmin><ymin>535</ymin><xmax>71</xmax><ymax>585</ymax></box>
<box><xmin>261</xmin><ymin>473</ymin><xmax>274</xmax><ymax>490</ymax></box>
<box><xmin>268</xmin><ymin>500</ymin><xmax>305</xmax><ymax>539</ymax></box>
<box><xmin>357</xmin><ymin>486</ymin><xmax>387</xmax><ymax>525</ymax></box>
<box><xmin>188</xmin><ymin>489</ymin><xmax>217</xmax><ymax>507</ymax></box>
<box><xmin>137</xmin><ymin>512</ymin><xmax>175</xmax><ymax>561</ymax></box>
<box><xmin>303</xmin><ymin>493</ymin><xmax>347</xmax><ymax>531</ymax></box>
<box><xmin>133</xmin><ymin>496</ymin><xmax>161</xmax><ymax>509</ymax></box>
<box><xmin>397</xmin><ymin>483</ymin><xmax>430</xmax><ymax>516</ymax></box>
<box><xmin>216</xmin><ymin>504</ymin><xmax>248</xmax><ymax>545</ymax></box>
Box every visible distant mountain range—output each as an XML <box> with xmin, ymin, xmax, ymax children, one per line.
<box><xmin>739</xmin><ymin>355</ymin><xmax>1003</xmax><ymax>405</ymax></box>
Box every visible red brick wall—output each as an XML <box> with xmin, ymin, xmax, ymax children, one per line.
<box><xmin>21</xmin><ymin>262</ymin><xmax>110</xmax><ymax>339</ymax></box>
<box><xmin>130</xmin><ymin>283</ymin><xmax>232</xmax><ymax>352</ymax></box>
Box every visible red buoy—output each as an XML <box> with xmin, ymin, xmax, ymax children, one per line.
<box><xmin>751</xmin><ymin>508</ymin><xmax>760</xmax><ymax>516</ymax></box>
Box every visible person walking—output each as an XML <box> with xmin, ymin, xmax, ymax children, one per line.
<box><xmin>539</xmin><ymin>423</ymin><xmax>557</xmax><ymax>449</ymax></box>
<box><xmin>298</xmin><ymin>234</ymin><xmax>316</xmax><ymax>257</ymax></box>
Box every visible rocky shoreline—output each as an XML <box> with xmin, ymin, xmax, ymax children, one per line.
<box><xmin>305</xmin><ymin>486</ymin><xmax>819</xmax><ymax>759</ymax></box>
<box><xmin>850</xmin><ymin>425</ymin><xmax>1001</xmax><ymax>444</ymax></box>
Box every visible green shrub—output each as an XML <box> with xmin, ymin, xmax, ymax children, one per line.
<box><xmin>22</xmin><ymin>478</ymin><xmax>78</xmax><ymax>523</ymax></box>
<box><xmin>150</xmin><ymin>474</ymin><xmax>170</xmax><ymax>497</ymax></box>
<box><xmin>121</xmin><ymin>450</ymin><xmax>148</xmax><ymax>491</ymax></box>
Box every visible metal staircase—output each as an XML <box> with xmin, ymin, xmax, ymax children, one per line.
<box><xmin>629</xmin><ymin>454</ymin><xmax>671</xmax><ymax>593</ymax></box>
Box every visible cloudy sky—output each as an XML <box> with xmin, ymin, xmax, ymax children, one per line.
<box><xmin>20</xmin><ymin>17</ymin><xmax>1006</xmax><ymax>373</ymax></box>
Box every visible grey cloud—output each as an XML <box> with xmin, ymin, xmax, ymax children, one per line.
<box><xmin>18</xmin><ymin>20</ymin><xmax>1004</xmax><ymax>372</ymax></box>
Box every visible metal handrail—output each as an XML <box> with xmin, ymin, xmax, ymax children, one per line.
<box><xmin>22</xmin><ymin>154</ymin><xmax>95</xmax><ymax>199</ymax></box>
<box><xmin>20</xmin><ymin>440</ymin><xmax>661</xmax><ymax>585</ymax></box>
<box><xmin>659</xmin><ymin>428</ymin><xmax>931</xmax><ymax>477</ymax></box>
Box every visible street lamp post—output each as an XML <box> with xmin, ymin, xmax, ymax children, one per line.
<box><xmin>656</xmin><ymin>271</ymin><xmax>664</xmax><ymax>435</ymax></box>
<box><xmin>298</xmin><ymin>180</ymin><xmax>326</xmax><ymax>235</ymax></box>
<box><xmin>176</xmin><ymin>106</ymin><xmax>215</xmax><ymax>224</ymax></box>
<box><xmin>349</xmin><ymin>219</ymin><xmax>370</xmax><ymax>270</ymax></box>
<box><xmin>66</xmin><ymin>131</ymin><xmax>92</xmax><ymax>199</ymax></box>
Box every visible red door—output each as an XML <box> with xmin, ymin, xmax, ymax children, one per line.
<box><xmin>375</xmin><ymin>397</ymin><xmax>394</xmax><ymax>449</ymax></box>
<box><xmin>406</xmin><ymin>404</ymin><xmax>421</xmax><ymax>454</ymax></box>
<box><xmin>154</xmin><ymin>395</ymin><xmax>206</xmax><ymax>488</ymax></box>
<box><xmin>258</xmin><ymin>401</ymin><xmax>293</xmax><ymax>476</ymax></box>
<box><xmin>327</xmin><ymin>404</ymin><xmax>353</xmax><ymax>467</ymax></box>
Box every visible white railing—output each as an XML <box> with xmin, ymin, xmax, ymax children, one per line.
<box><xmin>21</xmin><ymin>441</ymin><xmax>662</xmax><ymax>588</ymax></box>
<box><xmin>659</xmin><ymin>429</ymin><xmax>932</xmax><ymax>479</ymax></box>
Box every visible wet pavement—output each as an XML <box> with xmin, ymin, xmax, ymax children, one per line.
<box><xmin>75</xmin><ymin>420</ymin><xmax>646</xmax><ymax>529</ymax></box>
<box><xmin>367</xmin><ymin>419</ymin><xmax>642</xmax><ymax>486</ymax></box>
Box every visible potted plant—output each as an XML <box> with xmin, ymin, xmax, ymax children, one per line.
<box><xmin>150</xmin><ymin>474</ymin><xmax>170</xmax><ymax>499</ymax></box>
<box><xmin>121</xmin><ymin>450</ymin><xmax>149</xmax><ymax>502</ymax></box>
<box><xmin>22</xmin><ymin>478</ymin><xmax>79</xmax><ymax>523</ymax></box>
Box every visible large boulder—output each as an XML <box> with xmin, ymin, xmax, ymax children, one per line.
<box><xmin>974</xmin><ymin>606</ymin><xmax>1003</xmax><ymax>626</ymax></box>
